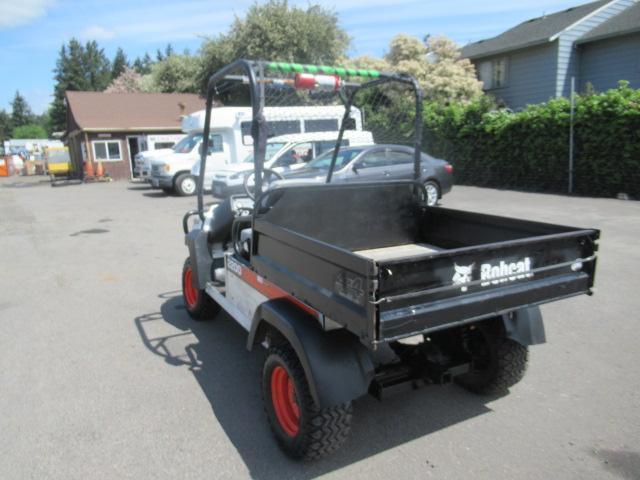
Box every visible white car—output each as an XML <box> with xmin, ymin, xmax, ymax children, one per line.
<box><xmin>210</xmin><ymin>130</ymin><xmax>374</xmax><ymax>198</ymax></box>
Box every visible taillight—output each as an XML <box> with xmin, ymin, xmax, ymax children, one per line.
<box><xmin>444</xmin><ymin>164</ymin><xmax>453</xmax><ymax>174</ymax></box>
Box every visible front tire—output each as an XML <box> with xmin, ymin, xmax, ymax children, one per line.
<box><xmin>175</xmin><ymin>173</ymin><xmax>197</xmax><ymax>196</ymax></box>
<box><xmin>456</xmin><ymin>329</ymin><xmax>528</xmax><ymax>395</ymax></box>
<box><xmin>182</xmin><ymin>258</ymin><xmax>219</xmax><ymax>320</ymax></box>
<box><xmin>262</xmin><ymin>344</ymin><xmax>353</xmax><ymax>460</ymax></box>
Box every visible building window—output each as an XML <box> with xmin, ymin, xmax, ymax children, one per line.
<box><xmin>478</xmin><ymin>57</ymin><xmax>509</xmax><ymax>90</ymax></box>
<box><xmin>304</xmin><ymin>119</ymin><xmax>339</xmax><ymax>132</ymax></box>
<box><xmin>92</xmin><ymin>140</ymin><xmax>122</xmax><ymax>162</ymax></box>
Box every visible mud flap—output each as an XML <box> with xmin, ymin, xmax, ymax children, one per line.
<box><xmin>185</xmin><ymin>228</ymin><xmax>211</xmax><ymax>290</ymax></box>
<box><xmin>503</xmin><ymin>306</ymin><xmax>546</xmax><ymax>346</ymax></box>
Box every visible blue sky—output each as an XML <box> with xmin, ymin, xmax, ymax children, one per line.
<box><xmin>0</xmin><ymin>0</ymin><xmax>584</xmax><ymax>114</ymax></box>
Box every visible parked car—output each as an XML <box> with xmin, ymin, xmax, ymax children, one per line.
<box><xmin>210</xmin><ymin>130</ymin><xmax>374</xmax><ymax>198</ymax></box>
<box><xmin>273</xmin><ymin>144</ymin><xmax>453</xmax><ymax>206</ymax></box>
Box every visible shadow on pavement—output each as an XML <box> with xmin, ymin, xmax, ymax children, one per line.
<box><xmin>142</xmin><ymin>191</ymin><xmax>171</xmax><ymax>198</ymax></box>
<box><xmin>135</xmin><ymin>294</ymin><xmax>493</xmax><ymax>479</ymax></box>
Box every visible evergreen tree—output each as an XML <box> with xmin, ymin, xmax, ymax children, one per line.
<box><xmin>111</xmin><ymin>47</ymin><xmax>128</xmax><ymax>79</ymax></box>
<box><xmin>133</xmin><ymin>52</ymin><xmax>153</xmax><ymax>75</ymax></box>
<box><xmin>83</xmin><ymin>40</ymin><xmax>112</xmax><ymax>90</ymax></box>
<box><xmin>10</xmin><ymin>91</ymin><xmax>33</xmax><ymax>130</ymax></box>
<box><xmin>0</xmin><ymin>110</ymin><xmax>10</xmax><ymax>142</ymax></box>
<box><xmin>165</xmin><ymin>43</ymin><xmax>174</xmax><ymax>57</ymax></box>
<box><xmin>156</xmin><ymin>48</ymin><xmax>164</xmax><ymax>62</ymax></box>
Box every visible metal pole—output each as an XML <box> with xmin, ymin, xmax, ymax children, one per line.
<box><xmin>569</xmin><ymin>76</ymin><xmax>575</xmax><ymax>195</ymax></box>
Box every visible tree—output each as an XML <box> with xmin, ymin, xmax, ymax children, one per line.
<box><xmin>148</xmin><ymin>54</ymin><xmax>200</xmax><ymax>93</ymax></box>
<box><xmin>105</xmin><ymin>67</ymin><xmax>145</xmax><ymax>93</ymax></box>
<box><xmin>198</xmin><ymin>0</ymin><xmax>349</xmax><ymax>93</ymax></box>
<box><xmin>133</xmin><ymin>52</ymin><xmax>153</xmax><ymax>75</ymax></box>
<box><xmin>12</xmin><ymin>124</ymin><xmax>47</xmax><ymax>139</ymax></box>
<box><xmin>10</xmin><ymin>91</ymin><xmax>33</xmax><ymax>130</ymax></box>
<box><xmin>348</xmin><ymin>34</ymin><xmax>483</xmax><ymax>104</ymax></box>
<box><xmin>0</xmin><ymin>110</ymin><xmax>10</xmax><ymax>142</ymax></box>
<box><xmin>111</xmin><ymin>47</ymin><xmax>128</xmax><ymax>79</ymax></box>
<box><xmin>83</xmin><ymin>40</ymin><xmax>112</xmax><ymax>91</ymax></box>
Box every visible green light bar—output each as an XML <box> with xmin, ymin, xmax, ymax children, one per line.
<box><xmin>266</xmin><ymin>61</ymin><xmax>380</xmax><ymax>78</ymax></box>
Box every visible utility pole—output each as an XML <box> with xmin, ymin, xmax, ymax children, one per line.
<box><xmin>569</xmin><ymin>76</ymin><xmax>575</xmax><ymax>194</ymax></box>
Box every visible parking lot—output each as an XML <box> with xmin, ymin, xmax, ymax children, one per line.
<box><xmin>1</xmin><ymin>176</ymin><xmax>639</xmax><ymax>479</ymax></box>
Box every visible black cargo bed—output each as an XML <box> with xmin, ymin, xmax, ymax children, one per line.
<box><xmin>251</xmin><ymin>182</ymin><xmax>599</xmax><ymax>346</ymax></box>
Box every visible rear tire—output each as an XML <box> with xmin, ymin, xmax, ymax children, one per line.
<box><xmin>182</xmin><ymin>258</ymin><xmax>219</xmax><ymax>320</ymax></box>
<box><xmin>456</xmin><ymin>331</ymin><xmax>528</xmax><ymax>395</ymax></box>
<box><xmin>175</xmin><ymin>173</ymin><xmax>197</xmax><ymax>196</ymax></box>
<box><xmin>262</xmin><ymin>344</ymin><xmax>353</xmax><ymax>460</ymax></box>
<box><xmin>424</xmin><ymin>180</ymin><xmax>440</xmax><ymax>206</ymax></box>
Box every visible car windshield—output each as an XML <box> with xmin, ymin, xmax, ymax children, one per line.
<box><xmin>243</xmin><ymin>142</ymin><xmax>287</xmax><ymax>163</ymax></box>
<box><xmin>173</xmin><ymin>134</ymin><xmax>202</xmax><ymax>153</ymax></box>
<box><xmin>306</xmin><ymin>148</ymin><xmax>364</xmax><ymax>170</ymax></box>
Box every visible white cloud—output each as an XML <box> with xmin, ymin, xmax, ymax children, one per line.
<box><xmin>0</xmin><ymin>0</ymin><xmax>54</xmax><ymax>28</ymax></box>
<box><xmin>80</xmin><ymin>25</ymin><xmax>116</xmax><ymax>41</ymax></box>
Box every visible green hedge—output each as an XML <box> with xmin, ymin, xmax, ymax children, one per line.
<box><xmin>421</xmin><ymin>82</ymin><xmax>640</xmax><ymax>198</ymax></box>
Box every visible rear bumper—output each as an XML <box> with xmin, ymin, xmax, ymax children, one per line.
<box><xmin>378</xmin><ymin>272</ymin><xmax>590</xmax><ymax>341</ymax></box>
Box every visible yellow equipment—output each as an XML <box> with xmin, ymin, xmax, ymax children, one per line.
<box><xmin>45</xmin><ymin>147</ymin><xmax>71</xmax><ymax>178</ymax></box>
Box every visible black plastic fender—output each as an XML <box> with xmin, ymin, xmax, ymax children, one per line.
<box><xmin>502</xmin><ymin>306</ymin><xmax>546</xmax><ymax>346</ymax></box>
<box><xmin>185</xmin><ymin>228</ymin><xmax>211</xmax><ymax>290</ymax></box>
<box><xmin>248</xmin><ymin>299</ymin><xmax>375</xmax><ymax>408</ymax></box>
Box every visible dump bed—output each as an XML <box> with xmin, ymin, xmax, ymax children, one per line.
<box><xmin>251</xmin><ymin>182</ymin><xmax>598</xmax><ymax>346</ymax></box>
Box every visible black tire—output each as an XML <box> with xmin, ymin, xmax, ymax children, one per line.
<box><xmin>424</xmin><ymin>180</ymin><xmax>440</xmax><ymax>206</ymax></box>
<box><xmin>456</xmin><ymin>332</ymin><xmax>528</xmax><ymax>395</ymax></box>
<box><xmin>182</xmin><ymin>258</ymin><xmax>219</xmax><ymax>320</ymax></box>
<box><xmin>262</xmin><ymin>344</ymin><xmax>353</xmax><ymax>460</ymax></box>
<box><xmin>175</xmin><ymin>173</ymin><xmax>197</xmax><ymax>196</ymax></box>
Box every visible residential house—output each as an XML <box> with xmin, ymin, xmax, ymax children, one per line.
<box><xmin>65</xmin><ymin>91</ymin><xmax>205</xmax><ymax>179</ymax></box>
<box><xmin>460</xmin><ymin>0</ymin><xmax>640</xmax><ymax>109</ymax></box>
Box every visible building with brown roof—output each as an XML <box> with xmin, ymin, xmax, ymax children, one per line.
<box><xmin>65</xmin><ymin>91</ymin><xmax>205</xmax><ymax>180</ymax></box>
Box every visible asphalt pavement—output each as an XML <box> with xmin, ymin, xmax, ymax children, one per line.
<box><xmin>1</xmin><ymin>176</ymin><xmax>638</xmax><ymax>479</ymax></box>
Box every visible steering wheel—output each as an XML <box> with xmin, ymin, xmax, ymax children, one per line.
<box><xmin>243</xmin><ymin>168</ymin><xmax>285</xmax><ymax>200</ymax></box>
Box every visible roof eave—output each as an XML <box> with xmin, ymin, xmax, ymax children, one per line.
<box><xmin>75</xmin><ymin>126</ymin><xmax>183</xmax><ymax>133</ymax></box>
<box><xmin>575</xmin><ymin>26</ymin><xmax>640</xmax><ymax>44</ymax></box>
<box><xmin>462</xmin><ymin>38</ymin><xmax>552</xmax><ymax>60</ymax></box>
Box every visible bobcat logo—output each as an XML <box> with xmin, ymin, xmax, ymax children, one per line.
<box><xmin>452</xmin><ymin>263</ymin><xmax>474</xmax><ymax>292</ymax></box>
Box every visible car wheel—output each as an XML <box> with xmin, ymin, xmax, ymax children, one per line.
<box><xmin>262</xmin><ymin>344</ymin><xmax>353</xmax><ymax>460</ymax></box>
<box><xmin>175</xmin><ymin>174</ymin><xmax>197</xmax><ymax>196</ymax></box>
<box><xmin>182</xmin><ymin>258</ymin><xmax>220</xmax><ymax>320</ymax></box>
<box><xmin>424</xmin><ymin>180</ymin><xmax>440</xmax><ymax>206</ymax></box>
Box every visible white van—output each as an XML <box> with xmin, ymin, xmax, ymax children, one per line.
<box><xmin>210</xmin><ymin>130</ymin><xmax>374</xmax><ymax>198</ymax></box>
<box><xmin>133</xmin><ymin>134</ymin><xmax>185</xmax><ymax>180</ymax></box>
<box><xmin>149</xmin><ymin>105</ymin><xmax>362</xmax><ymax>196</ymax></box>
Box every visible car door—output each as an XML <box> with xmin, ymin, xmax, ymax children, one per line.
<box><xmin>347</xmin><ymin>148</ymin><xmax>391</xmax><ymax>182</ymax></box>
<box><xmin>385</xmin><ymin>148</ymin><xmax>416</xmax><ymax>180</ymax></box>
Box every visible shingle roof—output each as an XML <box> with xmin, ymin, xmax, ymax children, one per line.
<box><xmin>577</xmin><ymin>0</ymin><xmax>640</xmax><ymax>43</ymax></box>
<box><xmin>460</xmin><ymin>0</ymin><xmax>610</xmax><ymax>59</ymax></box>
<box><xmin>66</xmin><ymin>91</ymin><xmax>205</xmax><ymax>132</ymax></box>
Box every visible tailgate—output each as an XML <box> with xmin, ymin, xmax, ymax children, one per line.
<box><xmin>375</xmin><ymin>230</ymin><xmax>598</xmax><ymax>342</ymax></box>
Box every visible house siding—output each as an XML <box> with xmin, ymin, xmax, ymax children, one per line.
<box><xmin>579</xmin><ymin>32</ymin><xmax>640</xmax><ymax>91</ymax></box>
<box><xmin>556</xmin><ymin>0</ymin><xmax>635</xmax><ymax>97</ymax></box>
<box><xmin>479</xmin><ymin>43</ymin><xmax>557</xmax><ymax>109</ymax></box>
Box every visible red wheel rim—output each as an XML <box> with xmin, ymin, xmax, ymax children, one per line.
<box><xmin>271</xmin><ymin>366</ymin><xmax>300</xmax><ymax>437</ymax></box>
<box><xmin>183</xmin><ymin>267</ymin><xmax>198</xmax><ymax>308</ymax></box>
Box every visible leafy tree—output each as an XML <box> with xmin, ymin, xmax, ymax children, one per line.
<box><xmin>350</xmin><ymin>34</ymin><xmax>483</xmax><ymax>104</ymax></box>
<box><xmin>105</xmin><ymin>67</ymin><xmax>146</xmax><ymax>93</ymax></box>
<box><xmin>148</xmin><ymin>54</ymin><xmax>200</xmax><ymax>93</ymax></box>
<box><xmin>12</xmin><ymin>124</ymin><xmax>47</xmax><ymax>139</ymax></box>
<box><xmin>198</xmin><ymin>0</ymin><xmax>349</xmax><ymax>93</ymax></box>
<box><xmin>111</xmin><ymin>47</ymin><xmax>128</xmax><ymax>79</ymax></box>
<box><xmin>10</xmin><ymin>91</ymin><xmax>33</xmax><ymax>129</ymax></box>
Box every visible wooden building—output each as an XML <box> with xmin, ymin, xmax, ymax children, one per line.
<box><xmin>65</xmin><ymin>91</ymin><xmax>205</xmax><ymax>180</ymax></box>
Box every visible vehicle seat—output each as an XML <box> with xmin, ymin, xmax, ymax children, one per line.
<box><xmin>208</xmin><ymin>197</ymin><xmax>235</xmax><ymax>243</ymax></box>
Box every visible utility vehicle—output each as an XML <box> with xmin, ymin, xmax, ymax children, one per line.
<box><xmin>181</xmin><ymin>60</ymin><xmax>599</xmax><ymax>460</ymax></box>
